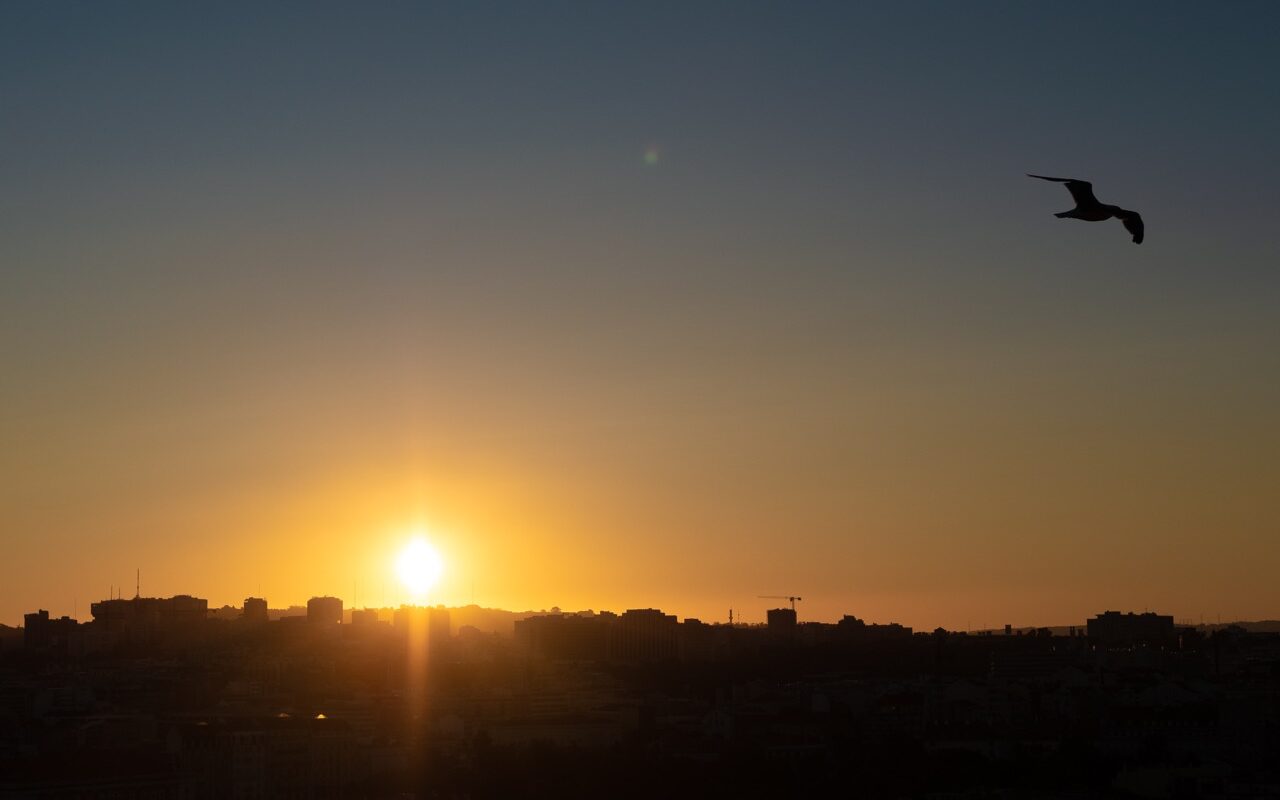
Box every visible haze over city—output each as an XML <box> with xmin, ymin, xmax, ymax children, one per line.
<box><xmin>4</xmin><ymin>2</ymin><xmax>1279</xmax><ymax>632</ymax></box>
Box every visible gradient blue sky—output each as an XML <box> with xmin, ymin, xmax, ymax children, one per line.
<box><xmin>3</xmin><ymin>2</ymin><xmax>1278</xmax><ymax>628</ymax></box>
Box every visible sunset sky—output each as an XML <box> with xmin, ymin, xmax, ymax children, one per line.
<box><xmin>3</xmin><ymin>2</ymin><xmax>1278</xmax><ymax>630</ymax></box>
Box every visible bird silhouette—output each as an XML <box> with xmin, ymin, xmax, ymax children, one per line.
<box><xmin>1028</xmin><ymin>174</ymin><xmax>1143</xmax><ymax>244</ymax></box>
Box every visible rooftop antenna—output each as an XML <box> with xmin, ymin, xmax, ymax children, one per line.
<box><xmin>136</xmin><ymin>569</ymin><xmax>140</xmax><ymax>599</ymax></box>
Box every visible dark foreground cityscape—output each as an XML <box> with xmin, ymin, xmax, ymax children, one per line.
<box><xmin>2</xmin><ymin>594</ymin><xmax>1278</xmax><ymax>799</ymax></box>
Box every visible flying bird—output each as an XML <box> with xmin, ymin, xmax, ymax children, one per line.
<box><xmin>1027</xmin><ymin>174</ymin><xmax>1144</xmax><ymax>244</ymax></box>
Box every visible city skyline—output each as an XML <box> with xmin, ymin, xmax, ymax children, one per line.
<box><xmin>7</xmin><ymin>581</ymin><xmax>1272</xmax><ymax>634</ymax></box>
<box><xmin>13</xmin><ymin>585</ymin><xmax>1213</xmax><ymax>644</ymax></box>
<box><xmin>5</xmin><ymin>3</ymin><xmax>1280</xmax><ymax>638</ymax></box>
<box><xmin>15</xmin><ymin>572</ymin><xmax>1266</xmax><ymax>797</ymax></box>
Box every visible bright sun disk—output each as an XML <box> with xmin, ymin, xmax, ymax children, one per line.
<box><xmin>396</xmin><ymin>537</ymin><xmax>443</xmax><ymax>597</ymax></box>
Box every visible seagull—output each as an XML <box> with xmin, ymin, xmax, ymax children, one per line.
<box><xmin>1027</xmin><ymin>174</ymin><xmax>1144</xmax><ymax>244</ymax></box>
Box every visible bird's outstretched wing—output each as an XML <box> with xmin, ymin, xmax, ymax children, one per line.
<box><xmin>1115</xmin><ymin>208</ymin><xmax>1144</xmax><ymax>244</ymax></box>
<box><xmin>1027</xmin><ymin>173</ymin><xmax>1098</xmax><ymax>207</ymax></box>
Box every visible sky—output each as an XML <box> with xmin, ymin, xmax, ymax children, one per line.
<box><xmin>3</xmin><ymin>2</ymin><xmax>1279</xmax><ymax>630</ymax></box>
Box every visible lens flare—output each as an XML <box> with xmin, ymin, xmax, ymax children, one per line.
<box><xmin>643</xmin><ymin>144</ymin><xmax>660</xmax><ymax>166</ymax></box>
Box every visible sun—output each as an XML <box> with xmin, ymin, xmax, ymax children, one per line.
<box><xmin>396</xmin><ymin>537</ymin><xmax>444</xmax><ymax>598</ymax></box>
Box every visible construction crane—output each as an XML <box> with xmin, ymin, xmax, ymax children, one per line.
<box><xmin>759</xmin><ymin>595</ymin><xmax>802</xmax><ymax>611</ymax></box>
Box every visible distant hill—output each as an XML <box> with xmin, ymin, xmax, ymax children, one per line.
<box><xmin>208</xmin><ymin>605</ymin><xmax>240</xmax><ymax>621</ymax></box>
<box><xmin>268</xmin><ymin>605</ymin><xmax>308</xmax><ymax>620</ymax></box>
<box><xmin>448</xmin><ymin>604</ymin><xmax>592</xmax><ymax>636</ymax></box>
<box><xmin>1197</xmin><ymin>620</ymin><xmax>1280</xmax><ymax>634</ymax></box>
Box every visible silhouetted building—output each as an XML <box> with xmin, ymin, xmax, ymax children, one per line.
<box><xmin>609</xmin><ymin>609</ymin><xmax>678</xmax><ymax>662</ymax></box>
<box><xmin>307</xmin><ymin>596</ymin><xmax>343</xmax><ymax>625</ymax></box>
<box><xmin>429</xmin><ymin>607</ymin><xmax>451</xmax><ymax>650</ymax></box>
<box><xmin>350</xmin><ymin>608</ymin><xmax>380</xmax><ymax>626</ymax></box>
<box><xmin>767</xmin><ymin>607</ymin><xmax>797</xmax><ymax>632</ymax></box>
<box><xmin>837</xmin><ymin>614</ymin><xmax>913</xmax><ymax>640</ymax></box>
<box><xmin>515</xmin><ymin>614</ymin><xmax>607</xmax><ymax>661</ymax></box>
<box><xmin>1088</xmin><ymin>610</ymin><xmax>1175</xmax><ymax>647</ymax></box>
<box><xmin>390</xmin><ymin>605</ymin><xmax>450</xmax><ymax>644</ymax></box>
<box><xmin>393</xmin><ymin>605</ymin><xmax>419</xmax><ymax>634</ymax></box>
<box><xmin>242</xmin><ymin>597</ymin><xmax>268</xmax><ymax>624</ymax></box>
<box><xmin>90</xmin><ymin>595</ymin><xmax>208</xmax><ymax>642</ymax></box>
<box><xmin>23</xmin><ymin>609</ymin><xmax>78</xmax><ymax>651</ymax></box>
<box><xmin>677</xmin><ymin>617</ymin><xmax>719</xmax><ymax>661</ymax></box>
